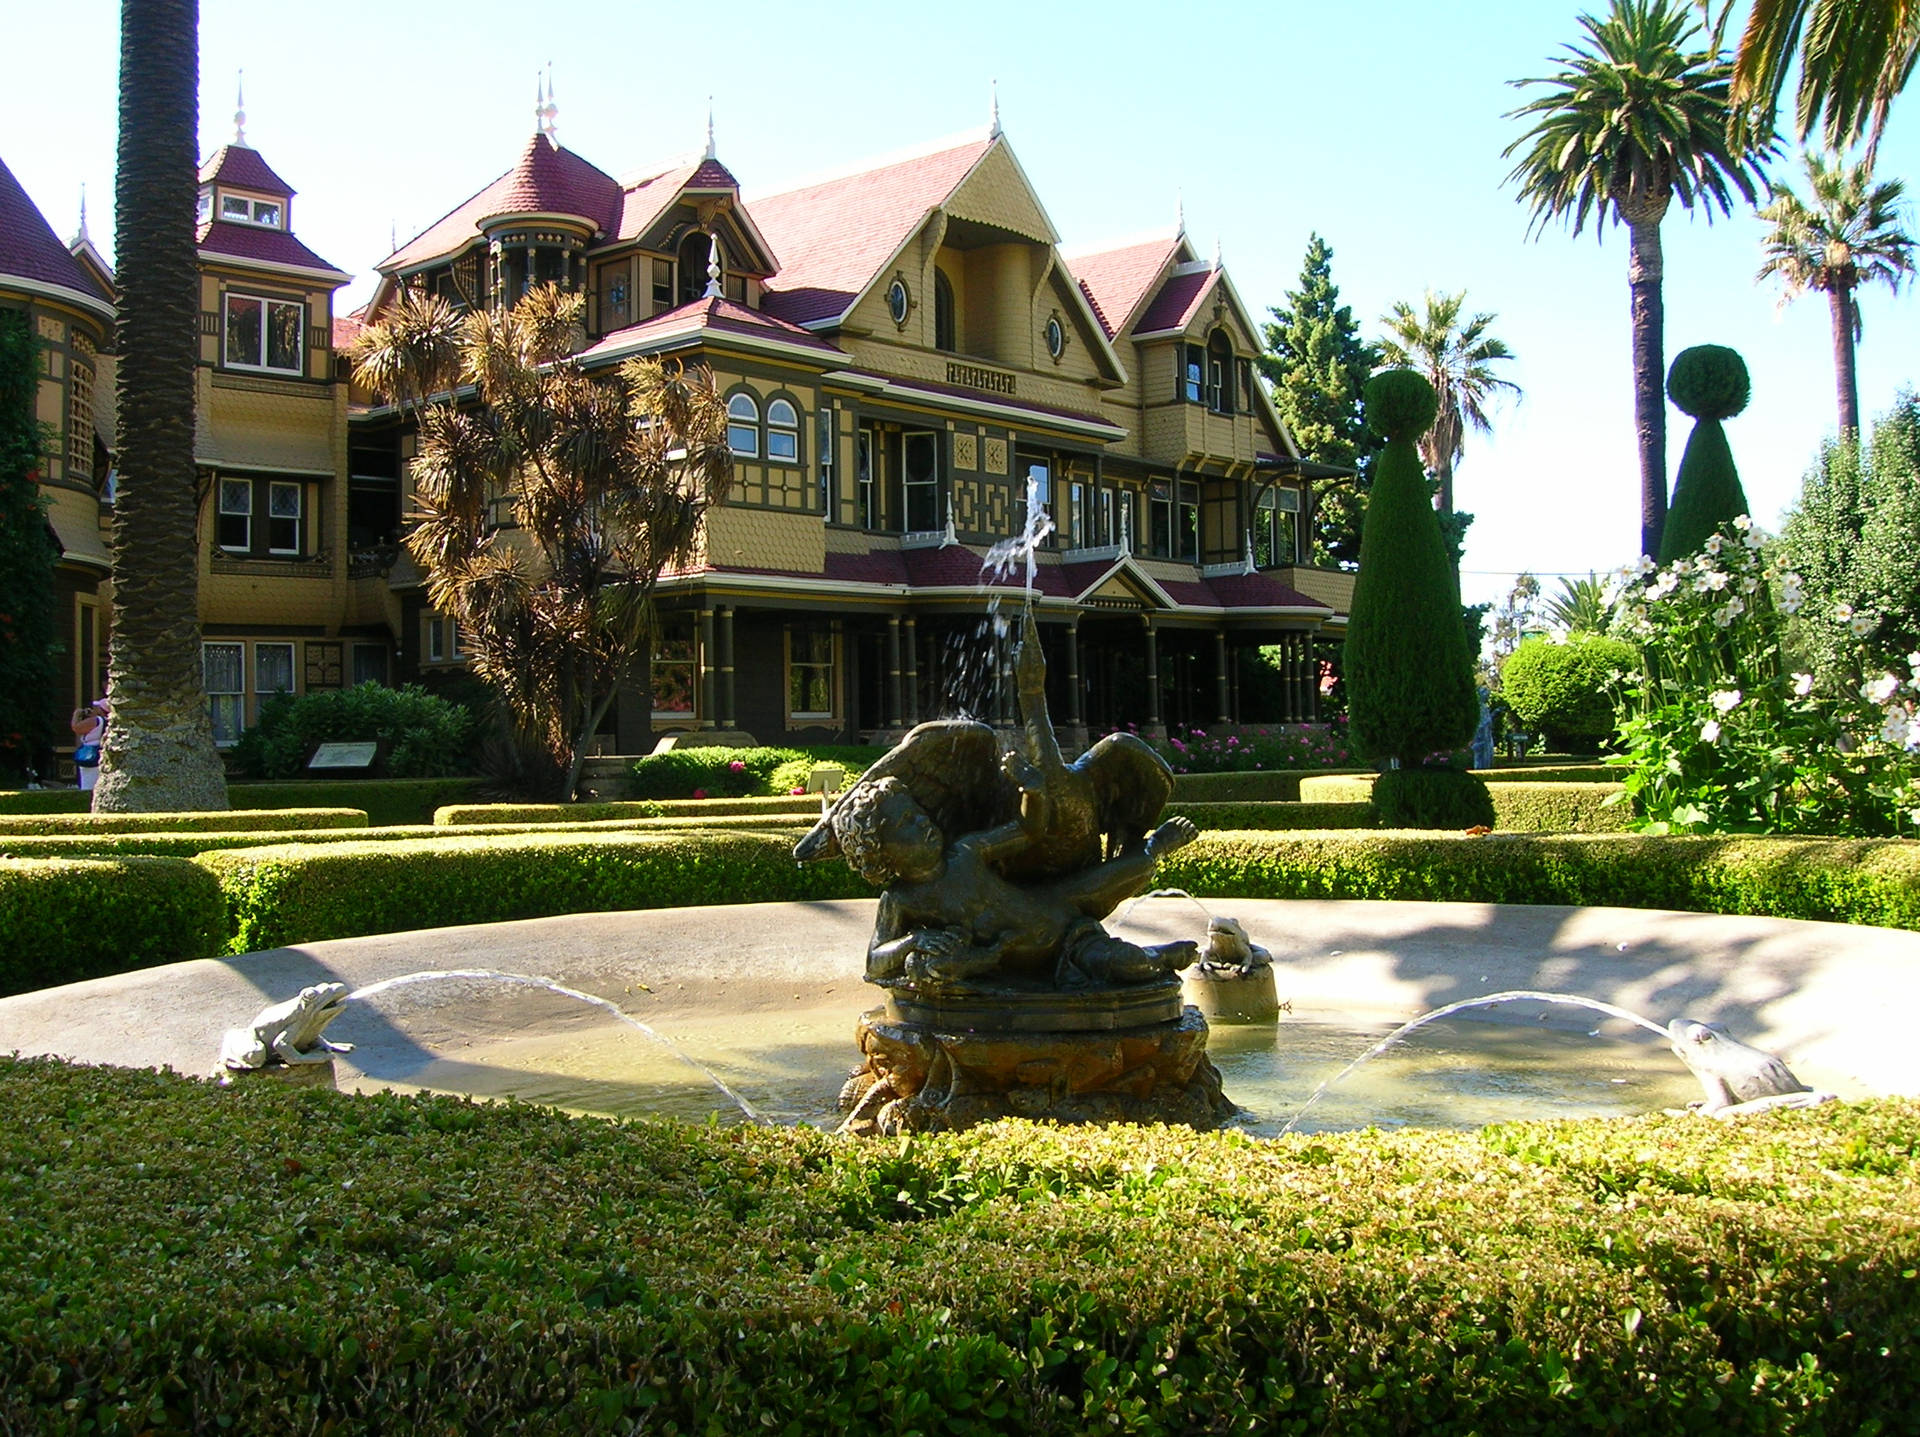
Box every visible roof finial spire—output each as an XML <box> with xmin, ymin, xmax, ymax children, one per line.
<box><xmin>74</xmin><ymin>184</ymin><xmax>89</xmax><ymax>245</ymax></box>
<box><xmin>989</xmin><ymin>78</ymin><xmax>1001</xmax><ymax>138</ymax></box>
<box><xmin>1176</xmin><ymin>189</ymin><xmax>1185</xmax><ymax>235</ymax></box>
<box><xmin>1213</xmin><ymin>234</ymin><xmax>1222</xmax><ymax>269</ymax></box>
<box><xmin>703</xmin><ymin>232</ymin><xmax>722</xmax><ymax>300</ymax></box>
<box><xmin>233</xmin><ymin>70</ymin><xmax>247</xmax><ymax>147</ymax></box>
<box><xmin>704</xmin><ymin>97</ymin><xmax>716</xmax><ymax>160</ymax></box>
<box><xmin>539</xmin><ymin>62</ymin><xmax>559</xmax><ymax>143</ymax></box>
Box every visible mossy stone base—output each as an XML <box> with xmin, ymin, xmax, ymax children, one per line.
<box><xmin>838</xmin><ymin>1005</ymin><xmax>1236</xmax><ymax>1137</ymax></box>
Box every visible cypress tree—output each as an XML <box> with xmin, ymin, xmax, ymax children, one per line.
<box><xmin>1657</xmin><ymin>344</ymin><xmax>1752</xmax><ymax>563</ymax></box>
<box><xmin>0</xmin><ymin>312</ymin><xmax>58</xmax><ymax>781</ymax></box>
<box><xmin>1259</xmin><ymin>234</ymin><xmax>1379</xmax><ymax>567</ymax></box>
<box><xmin>1343</xmin><ymin>369</ymin><xmax>1492</xmax><ymax>827</ymax></box>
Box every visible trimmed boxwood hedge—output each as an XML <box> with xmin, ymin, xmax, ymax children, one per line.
<box><xmin>1166</xmin><ymin>800</ymin><xmax>1378</xmax><ymax>831</ymax></box>
<box><xmin>199</xmin><ymin>831</ymin><xmax>872</xmax><ymax>953</ymax></box>
<box><xmin>1161</xmin><ymin>830</ymin><xmax>1920</xmax><ymax>929</ymax></box>
<box><xmin>0</xmin><ymin>779</ymin><xmax>486</xmax><ymax>826</ymax></box>
<box><xmin>1478</xmin><ymin>764</ymin><xmax>1616</xmax><ymax>783</ymax></box>
<box><xmin>3</xmin><ymin>1056</ymin><xmax>1916</xmax><ymax>1435</ymax></box>
<box><xmin>0</xmin><ymin>808</ymin><xmax>366</xmax><ymax>837</ymax></box>
<box><xmin>435</xmin><ymin>795</ymin><xmax>822</xmax><ymax>825</ymax></box>
<box><xmin>1297</xmin><ymin>775</ymin><xmax>1631</xmax><ymax>833</ymax></box>
<box><xmin>1168</xmin><ymin>769</ymin><xmax>1368</xmax><ymax>802</ymax></box>
<box><xmin>0</xmin><ymin>858</ymin><xmax>226</xmax><ymax>994</ymax></box>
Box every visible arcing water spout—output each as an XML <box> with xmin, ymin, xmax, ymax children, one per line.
<box><xmin>1279</xmin><ymin>990</ymin><xmax>1669</xmax><ymax>1135</ymax></box>
<box><xmin>343</xmin><ymin>968</ymin><xmax>766</xmax><ymax>1124</ymax></box>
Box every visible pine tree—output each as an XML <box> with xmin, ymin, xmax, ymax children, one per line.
<box><xmin>1259</xmin><ymin>234</ymin><xmax>1379</xmax><ymax>568</ymax></box>
<box><xmin>0</xmin><ymin>313</ymin><xmax>58</xmax><ymax>782</ymax></box>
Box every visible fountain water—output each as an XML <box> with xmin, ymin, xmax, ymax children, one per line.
<box><xmin>1279</xmin><ymin>990</ymin><xmax>1671</xmax><ymax>1135</ymax></box>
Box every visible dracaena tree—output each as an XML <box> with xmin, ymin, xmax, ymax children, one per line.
<box><xmin>353</xmin><ymin>284</ymin><xmax>732</xmax><ymax>799</ymax></box>
<box><xmin>1504</xmin><ymin>0</ymin><xmax>1774</xmax><ymax>562</ymax></box>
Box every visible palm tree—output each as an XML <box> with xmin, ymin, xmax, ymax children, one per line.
<box><xmin>94</xmin><ymin>0</ymin><xmax>230</xmax><ymax>812</ymax></box>
<box><xmin>1732</xmin><ymin>0</ymin><xmax>1919</xmax><ymax>163</ymax></box>
<box><xmin>1504</xmin><ymin>0</ymin><xmax>1774</xmax><ymax>562</ymax></box>
<box><xmin>1375</xmin><ymin>290</ymin><xmax>1520</xmax><ymax>516</ymax></box>
<box><xmin>1757</xmin><ymin>150</ymin><xmax>1917</xmax><ymax>438</ymax></box>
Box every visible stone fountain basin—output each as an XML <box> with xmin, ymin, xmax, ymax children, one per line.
<box><xmin>2</xmin><ymin>898</ymin><xmax>1916</xmax><ymax>1119</ymax></box>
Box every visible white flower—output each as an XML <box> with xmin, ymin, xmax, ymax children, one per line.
<box><xmin>1714</xmin><ymin>597</ymin><xmax>1746</xmax><ymax>627</ymax></box>
<box><xmin>1693</xmin><ymin>569</ymin><xmax>1730</xmax><ymax>593</ymax></box>
<box><xmin>1793</xmin><ymin>672</ymin><xmax>1814</xmax><ymax>698</ymax></box>
<box><xmin>1740</xmin><ymin>575</ymin><xmax>1760</xmax><ymax>593</ymax></box>
<box><xmin>1743</xmin><ymin>528</ymin><xmax>1766</xmax><ymax>550</ymax></box>
<box><xmin>1711</xmin><ymin>689</ymin><xmax>1743</xmax><ymax>713</ymax></box>
<box><xmin>1776</xmin><ymin>577</ymin><xmax>1803</xmax><ymax>615</ymax></box>
<box><xmin>1647</xmin><ymin>573</ymin><xmax>1678</xmax><ymax>601</ymax></box>
<box><xmin>1836</xmin><ymin>602</ymin><xmax>1855</xmax><ymax>621</ymax></box>
<box><xmin>1907</xmin><ymin>651</ymin><xmax>1920</xmax><ymax>675</ymax></box>
<box><xmin>1851</xmin><ymin>613</ymin><xmax>1875</xmax><ymax>638</ymax></box>
<box><xmin>1732</xmin><ymin>514</ymin><xmax>1752</xmax><ymax>531</ymax></box>
<box><xmin>1701</xmin><ymin>719</ymin><xmax>1722</xmax><ymax>743</ymax></box>
<box><xmin>1633</xmin><ymin>556</ymin><xmax>1655</xmax><ymax>577</ymax></box>
<box><xmin>1881</xmin><ymin>709</ymin><xmax>1911</xmax><ymax>747</ymax></box>
<box><xmin>1866</xmin><ymin>673</ymin><xmax>1903</xmax><ymax>704</ymax></box>
<box><xmin>1704</xmin><ymin>533</ymin><xmax>1725</xmax><ymax>556</ymax></box>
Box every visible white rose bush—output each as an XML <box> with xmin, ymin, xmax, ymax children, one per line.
<box><xmin>1606</xmin><ymin>517</ymin><xmax>1920</xmax><ymax>835</ymax></box>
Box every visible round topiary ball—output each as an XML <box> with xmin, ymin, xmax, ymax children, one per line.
<box><xmin>1667</xmin><ymin>345</ymin><xmax>1750</xmax><ymax>421</ymax></box>
<box><xmin>1364</xmin><ymin>368</ymin><xmax>1438</xmax><ymax>441</ymax></box>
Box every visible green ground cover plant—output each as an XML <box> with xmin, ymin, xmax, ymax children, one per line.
<box><xmin>2</xmin><ymin>1056</ymin><xmax>1915</xmax><ymax>1436</ymax></box>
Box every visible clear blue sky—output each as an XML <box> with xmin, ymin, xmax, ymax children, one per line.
<box><xmin>10</xmin><ymin>0</ymin><xmax>1919</xmax><ymax>610</ymax></box>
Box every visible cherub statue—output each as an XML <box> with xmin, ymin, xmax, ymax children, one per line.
<box><xmin>834</xmin><ymin>752</ymin><xmax>1199</xmax><ymax>994</ymax></box>
<box><xmin>794</xmin><ymin>608</ymin><xmax>1172</xmax><ymax>884</ymax></box>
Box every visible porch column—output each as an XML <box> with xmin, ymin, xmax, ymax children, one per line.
<box><xmin>1307</xmin><ymin>635</ymin><xmax>1322</xmax><ymax>722</ymax></box>
<box><xmin>718</xmin><ymin>605</ymin><xmax>736</xmax><ymax>729</ymax></box>
<box><xmin>904</xmin><ymin>617</ymin><xmax>920</xmax><ymax>724</ymax></box>
<box><xmin>1065</xmin><ymin>620</ymin><xmax>1083</xmax><ymax>727</ymax></box>
<box><xmin>1214</xmin><ymin>629</ymin><xmax>1231</xmax><ymax>725</ymax></box>
<box><xmin>698</xmin><ymin>608</ymin><xmax>716</xmax><ymax>730</ymax></box>
<box><xmin>1143</xmin><ymin>617</ymin><xmax>1162</xmax><ymax>734</ymax></box>
<box><xmin>886</xmin><ymin>615</ymin><xmax>903</xmax><ymax>729</ymax></box>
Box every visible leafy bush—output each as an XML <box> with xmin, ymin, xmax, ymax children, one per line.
<box><xmin>0</xmin><ymin>808</ymin><xmax>365</xmax><ymax>837</ymax></box>
<box><xmin>1374</xmin><ymin>766</ymin><xmax>1497</xmax><ymax>829</ymax></box>
<box><xmin>1608</xmin><ymin>517</ymin><xmax>1920</xmax><ymax>834</ymax></box>
<box><xmin>629</xmin><ymin>745</ymin><xmax>884</xmax><ymax>799</ymax></box>
<box><xmin>230</xmin><ymin>684</ymin><xmax>476</xmax><ymax>780</ymax></box>
<box><xmin>199</xmin><ymin>831</ymin><xmax>871</xmax><ymax>952</ymax></box>
<box><xmin>4</xmin><ymin>1056</ymin><xmax>1918</xmax><ymax>1436</ymax></box>
<box><xmin>0</xmin><ymin>858</ymin><xmax>226</xmax><ymax>994</ymax></box>
<box><xmin>1501</xmin><ymin>633</ymin><xmax>1639</xmax><ymax>751</ymax></box>
<box><xmin>1151</xmin><ymin>721</ymin><xmax>1353</xmax><ymax>775</ymax></box>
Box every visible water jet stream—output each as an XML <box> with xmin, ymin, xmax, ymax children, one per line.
<box><xmin>344</xmin><ymin>968</ymin><xmax>766</xmax><ymax>1124</ymax></box>
<box><xmin>1279</xmin><ymin>990</ymin><xmax>1670</xmax><ymax>1136</ymax></box>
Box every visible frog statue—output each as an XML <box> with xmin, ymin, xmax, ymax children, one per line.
<box><xmin>1667</xmin><ymin>1018</ymin><xmax>1836</xmax><ymax>1118</ymax></box>
<box><xmin>219</xmin><ymin>982</ymin><xmax>355</xmax><ymax>1070</ymax></box>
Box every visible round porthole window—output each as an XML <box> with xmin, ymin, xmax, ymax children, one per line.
<box><xmin>1044</xmin><ymin>315</ymin><xmax>1065</xmax><ymax>360</ymax></box>
<box><xmin>887</xmin><ymin>279</ymin><xmax>910</xmax><ymax>326</ymax></box>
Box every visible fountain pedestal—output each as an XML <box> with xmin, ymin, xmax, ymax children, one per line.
<box><xmin>838</xmin><ymin>982</ymin><xmax>1235</xmax><ymax>1136</ymax></box>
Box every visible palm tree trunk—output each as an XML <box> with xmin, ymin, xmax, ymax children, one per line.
<box><xmin>1627</xmin><ymin>214</ymin><xmax>1668</xmax><ymax>561</ymax></box>
<box><xmin>94</xmin><ymin>0</ymin><xmax>229</xmax><ymax>813</ymax></box>
<box><xmin>1830</xmin><ymin>285</ymin><xmax>1862</xmax><ymax>441</ymax></box>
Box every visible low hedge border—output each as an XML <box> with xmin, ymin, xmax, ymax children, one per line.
<box><xmin>1297</xmin><ymin>775</ymin><xmax>1631</xmax><ymax>833</ymax></box>
<box><xmin>0</xmin><ymin>858</ymin><xmax>226</xmax><ymax>995</ymax></box>
<box><xmin>435</xmin><ymin>795</ymin><xmax>823</xmax><ymax>825</ymax></box>
<box><xmin>0</xmin><ymin>808</ymin><xmax>367</xmax><ymax>837</ymax></box>
<box><xmin>198</xmin><ymin>831</ymin><xmax>872</xmax><ymax>953</ymax></box>
<box><xmin>1478</xmin><ymin>764</ymin><xmax>1616</xmax><ymax>783</ymax></box>
<box><xmin>1161</xmin><ymin>829</ymin><xmax>1920</xmax><ymax>929</ymax></box>
<box><xmin>1168</xmin><ymin>768</ymin><xmax>1368</xmax><ymax>802</ymax></box>
<box><xmin>3</xmin><ymin>1056</ymin><xmax>1916</xmax><ymax>1435</ymax></box>
<box><xmin>0</xmin><ymin>779</ymin><xmax>486</xmax><ymax>827</ymax></box>
<box><xmin>1166</xmin><ymin>800</ymin><xmax>1378</xmax><ymax>831</ymax></box>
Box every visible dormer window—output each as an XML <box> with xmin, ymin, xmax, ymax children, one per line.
<box><xmin>217</xmin><ymin>193</ymin><xmax>284</xmax><ymax>229</ymax></box>
<box><xmin>197</xmin><ymin>192</ymin><xmax>213</xmax><ymax>225</ymax></box>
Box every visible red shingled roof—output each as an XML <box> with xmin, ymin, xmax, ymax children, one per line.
<box><xmin>0</xmin><ymin>154</ymin><xmax>113</xmax><ymax>309</ymax></box>
<box><xmin>685</xmin><ymin>158</ymin><xmax>739</xmax><ymax>191</ymax></box>
<box><xmin>197</xmin><ymin>220</ymin><xmax>346</xmax><ymax>278</ymax></box>
<box><xmin>752</xmin><ymin>136</ymin><xmax>994</xmax><ymax>327</ymax></box>
<box><xmin>1066</xmin><ymin>234</ymin><xmax>1179</xmax><ymax>339</ymax></box>
<box><xmin>198</xmin><ymin>144</ymin><xmax>295</xmax><ymax>196</ymax></box>
<box><xmin>332</xmin><ymin>313</ymin><xmax>364</xmax><ymax>351</ymax></box>
<box><xmin>1132</xmin><ymin>267</ymin><xmax>1217</xmax><ymax>336</ymax></box>
<box><xmin>578</xmin><ymin>294</ymin><xmax>848</xmax><ymax>363</ymax></box>
<box><xmin>384</xmin><ymin>137</ymin><xmax>624</xmax><ymax>271</ymax></box>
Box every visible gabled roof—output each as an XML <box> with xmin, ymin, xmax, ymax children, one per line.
<box><xmin>577</xmin><ymin>293</ymin><xmax>848</xmax><ymax>367</ymax></box>
<box><xmin>197</xmin><ymin>220</ymin><xmax>349</xmax><ymax>283</ymax></box>
<box><xmin>1065</xmin><ymin>232</ymin><xmax>1186</xmax><ymax>340</ymax></box>
<box><xmin>198</xmin><ymin>144</ymin><xmax>295</xmax><ymax>196</ymax></box>
<box><xmin>1132</xmin><ymin>262</ymin><xmax>1217</xmax><ymax>337</ymax></box>
<box><xmin>382</xmin><ymin>137</ymin><xmax>624</xmax><ymax>272</ymax></box>
<box><xmin>0</xmin><ymin>154</ymin><xmax>114</xmax><ymax>318</ymax></box>
<box><xmin>750</xmin><ymin>134</ymin><xmax>994</xmax><ymax>328</ymax></box>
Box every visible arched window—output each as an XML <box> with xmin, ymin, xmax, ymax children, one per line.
<box><xmin>766</xmin><ymin>398</ymin><xmax>800</xmax><ymax>462</ymax></box>
<box><xmin>678</xmin><ymin>232</ymin><xmax>713</xmax><ymax>305</ymax></box>
<box><xmin>933</xmin><ymin>269</ymin><xmax>956</xmax><ymax>353</ymax></box>
<box><xmin>726</xmin><ymin>393</ymin><xmax>760</xmax><ymax>457</ymax></box>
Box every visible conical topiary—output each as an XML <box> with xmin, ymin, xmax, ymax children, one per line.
<box><xmin>1343</xmin><ymin>369</ymin><xmax>1491</xmax><ymax>828</ymax></box>
<box><xmin>1657</xmin><ymin>344</ymin><xmax>1752</xmax><ymax>563</ymax></box>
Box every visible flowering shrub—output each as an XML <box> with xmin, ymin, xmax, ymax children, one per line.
<box><xmin>1605</xmin><ymin>516</ymin><xmax>1920</xmax><ymax>835</ymax></box>
<box><xmin>1151</xmin><ymin>720</ymin><xmax>1352</xmax><ymax>775</ymax></box>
